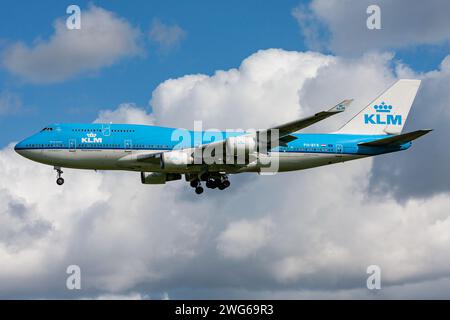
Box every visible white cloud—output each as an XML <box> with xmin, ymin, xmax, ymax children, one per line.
<box><xmin>1</xmin><ymin>5</ymin><xmax>142</xmax><ymax>83</ymax></box>
<box><xmin>291</xmin><ymin>4</ymin><xmax>329</xmax><ymax>52</ymax></box>
<box><xmin>94</xmin><ymin>103</ymin><xmax>155</xmax><ymax>125</ymax></box>
<box><xmin>217</xmin><ymin>218</ymin><xmax>273</xmax><ymax>259</ymax></box>
<box><xmin>292</xmin><ymin>0</ymin><xmax>450</xmax><ymax>55</ymax></box>
<box><xmin>151</xmin><ymin>49</ymin><xmax>333</xmax><ymax>129</ymax></box>
<box><xmin>149</xmin><ymin>19</ymin><xmax>186</xmax><ymax>52</ymax></box>
<box><xmin>1</xmin><ymin>49</ymin><xmax>450</xmax><ymax>298</ymax></box>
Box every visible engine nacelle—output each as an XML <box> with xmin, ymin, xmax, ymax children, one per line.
<box><xmin>140</xmin><ymin>172</ymin><xmax>182</xmax><ymax>184</ymax></box>
<box><xmin>160</xmin><ymin>151</ymin><xmax>193</xmax><ymax>170</ymax></box>
<box><xmin>225</xmin><ymin>135</ymin><xmax>257</xmax><ymax>156</ymax></box>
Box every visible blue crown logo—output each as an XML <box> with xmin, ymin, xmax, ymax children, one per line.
<box><xmin>373</xmin><ymin>102</ymin><xmax>392</xmax><ymax>113</ymax></box>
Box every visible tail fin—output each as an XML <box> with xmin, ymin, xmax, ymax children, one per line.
<box><xmin>337</xmin><ymin>79</ymin><xmax>421</xmax><ymax>135</ymax></box>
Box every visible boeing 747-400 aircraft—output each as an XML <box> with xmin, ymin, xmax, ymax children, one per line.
<box><xmin>15</xmin><ymin>79</ymin><xmax>431</xmax><ymax>194</ymax></box>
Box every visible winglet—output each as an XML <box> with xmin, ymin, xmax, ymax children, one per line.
<box><xmin>327</xmin><ymin>99</ymin><xmax>353</xmax><ymax>113</ymax></box>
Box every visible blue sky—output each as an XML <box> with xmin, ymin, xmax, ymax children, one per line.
<box><xmin>1</xmin><ymin>0</ymin><xmax>448</xmax><ymax>147</ymax></box>
<box><xmin>0</xmin><ymin>0</ymin><xmax>307</xmax><ymax>145</ymax></box>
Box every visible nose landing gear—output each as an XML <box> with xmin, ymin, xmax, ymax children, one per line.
<box><xmin>54</xmin><ymin>167</ymin><xmax>64</xmax><ymax>186</ymax></box>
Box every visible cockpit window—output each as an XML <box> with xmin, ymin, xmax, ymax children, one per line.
<box><xmin>41</xmin><ymin>127</ymin><xmax>54</xmax><ymax>132</ymax></box>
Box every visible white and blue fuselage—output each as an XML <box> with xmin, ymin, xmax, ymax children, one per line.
<box><xmin>14</xmin><ymin>123</ymin><xmax>410</xmax><ymax>173</ymax></box>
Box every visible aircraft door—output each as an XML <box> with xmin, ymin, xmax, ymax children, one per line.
<box><xmin>69</xmin><ymin>139</ymin><xmax>76</xmax><ymax>152</ymax></box>
<box><xmin>336</xmin><ymin>144</ymin><xmax>343</xmax><ymax>154</ymax></box>
<box><xmin>102</xmin><ymin>123</ymin><xmax>111</xmax><ymax>136</ymax></box>
<box><xmin>124</xmin><ymin>139</ymin><xmax>132</xmax><ymax>152</ymax></box>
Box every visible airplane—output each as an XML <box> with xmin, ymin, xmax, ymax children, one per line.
<box><xmin>14</xmin><ymin>79</ymin><xmax>431</xmax><ymax>194</ymax></box>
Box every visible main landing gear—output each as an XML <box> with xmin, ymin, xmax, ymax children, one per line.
<box><xmin>189</xmin><ymin>179</ymin><xmax>204</xmax><ymax>194</ymax></box>
<box><xmin>187</xmin><ymin>173</ymin><xmax>231</xmax><ymax>195</ymax></box>
<box><xmin>54</xmin><ymin>167</ymin><xmax>64</xmax><ymax>185</ymax></box>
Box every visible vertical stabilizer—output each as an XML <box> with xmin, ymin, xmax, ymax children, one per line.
<box><xmin>337</xmin><ymin>79</ymin><xmax>421</xmax><ymax>135</ymax></box>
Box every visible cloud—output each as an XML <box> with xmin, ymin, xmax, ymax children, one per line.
<box><xmin>217</xmin><ymin>218</ymin><xmax>273</xmax><ymax>259</ymax></box>
<box><xmin>149</xmin><ymin>19</ymin><xmax>186</xmax><ymax>52</ymax></box>
<box><xmin>94</xmin><ymin>103</ymin><xmax>155</xmax><ymax>125</ymax></box>
<box><xmin>291</xmin><ymin>4</ymin><xmax>329</xmax><ymax>52</ymax></box>
<box><xmin>92</xmin><ymin>292</ymin><xmax>146</xmax><ymax>300</ymax></box>
<box><xmin>0</xmin><ymin>91</ymin><xmax>22</xmax><ymax>115</ymax></box>
<box><xmin>292</xmin><ymin>0</ymin><xmax>450</xmax><ymax>55</ymax></box>
<box><xmin>151</xmin><ymin>49</ymin><xmax>333</xmax><ymax>129</ymax></box>
<box><xmin>1</xmin><ymin>5</ymin><xmax>142</xmax><ymax>83</ymax></box>
<box><xmin>0</xmin><ymin>190</ymin><xmax>52</xmax><ymax>250</ymax></box>
<box><xmin>369</xmin><ymin>56</ymin><xmax>450</xmax><ymax>200</ymax></box>
<box><xmin>1</xmin><ymin>49</ymin><xmax>450</xmax><ymax>299</ymax></box>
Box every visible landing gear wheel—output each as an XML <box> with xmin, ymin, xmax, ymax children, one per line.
<box><xmin>190</xmin><ymin>180</ymin><xmax>199</xmax><ymax>188</ymax></box>
<box><xmin>206</xmin><ymin>179</ymin><xmax>217</xmax><ymax>189</ymax></box>
<box><xmin>54</xmin><ymin>167</ymin><xmax>64</xmax><ymax>186</ymax></box>
<box><xmin>195</xmin><ymin>186</ymin><xmax>204</xmax><ymax>194</ymax></box>
<box><xmin>222</xmin><ymin>179</ymin><xmax>230</xmax><ymax>188</ymax></box>
<box><xmin>218</xmin><ymin>177</ymin><xmax>230</xmax><ymax>190</ymax></box>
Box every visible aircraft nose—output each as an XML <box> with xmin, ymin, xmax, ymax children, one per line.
<box><xmin>14</xmin><ymin>140</ymin><xmax>26</xmax><ymax>156</ymax></box>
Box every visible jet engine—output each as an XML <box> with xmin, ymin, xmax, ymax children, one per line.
<box><xmin>160</xmin><ymin>151</ymin><xmax>193</xmax><ymax>170</ymax></box>
<box><xmin>225</xmin><ymin>135</ymin><xmax>257</xmax><ymax>156</ymax></box>
<box><xmin>140</xmin><ymin>172</ymin><xmax>182</xmax><ymax>184</ymax></box>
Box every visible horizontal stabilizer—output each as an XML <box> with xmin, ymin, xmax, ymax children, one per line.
<box><xmin>358</xmin><ymin>129</ymin><xmax>432</xmax><ymax>147</ymax></box>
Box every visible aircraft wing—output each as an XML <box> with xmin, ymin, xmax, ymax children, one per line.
<box><xmin>256</xmin><ymin>99</ymin><xmax>352</xmax><ymax>149</ymax></box>
<box><xmin>262</xmin><ymin>99</ymin><xmax>352</xmax><ymax>138</ymax></box>
<box><xmin>136</xmin><ymin>153</ymin><xmax>162</xmax><ymax>164</ymax></box>
<box><xmin>134</xmin><ymin>99</ymin><xmax>352</xmax><ymax>164</ymax></box>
